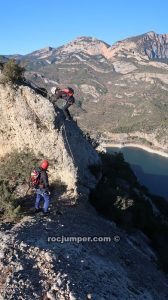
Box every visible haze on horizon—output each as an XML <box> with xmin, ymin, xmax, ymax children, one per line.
<box><xmin>1</xmin><ymin>0</ymin><xmax>168</xmax><ymax>55</ymax></box>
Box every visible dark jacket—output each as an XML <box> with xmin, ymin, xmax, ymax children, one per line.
<box><xmin>37</xmin><ymin>167</ymin><xmax>49</xmax><ymax>192</ymax></box>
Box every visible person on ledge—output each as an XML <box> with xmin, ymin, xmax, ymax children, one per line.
<box><xmin>34</xmin><ymin>160</ymin><xmax>50</xmax><ymax>214</ymax></box>
<box><xmin>50</xmin><ymin>86</ymin><xmax>75</xmax><ymax>121</ymax></box>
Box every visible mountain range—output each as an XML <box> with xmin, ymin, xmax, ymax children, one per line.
<box><xmin>2</xmin><ymin>31</ymin><xmax>168</xmax><ymax>151</ymax></box>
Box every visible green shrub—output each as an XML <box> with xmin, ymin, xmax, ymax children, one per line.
<box><xmin>0</xmin><ymin>151</ymin><xmax>39</xmax><ymax>219</ymax></box>
<box><xmin>2</xmin><ymin>59</ymin><xmax>25</xmax><ymax>84</ymax></box>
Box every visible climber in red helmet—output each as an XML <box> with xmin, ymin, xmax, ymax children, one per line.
<box><xmin>50</xmin><ymin>86</ymin><xmax>75</xmax><ymax>121</ymax></box>
<box><xmin>33</xmin><ymin>159</ymin><xmax>50</xmax><ymax>214</ymax></box>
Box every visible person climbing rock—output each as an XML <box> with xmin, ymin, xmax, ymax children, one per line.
<box><xmin>51</xmin><ymin>87</ymin><xmax>75</xmax><ymax>120</ymax></box>
<box><xmin>31</xmin><ymin>160</ymin><xmax>50</xmax><ymax>214</ymax></box>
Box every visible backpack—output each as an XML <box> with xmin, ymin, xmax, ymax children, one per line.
<box><xmin>30</xmin><ymin>169</ymin><xmax>41</xmax><ymax>188</ymax></box>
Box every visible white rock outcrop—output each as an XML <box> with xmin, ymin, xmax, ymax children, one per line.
<box><xmin>0</xmin><ymin>83</ymin><xmax>101</xmax><ymax>195</ymax></box>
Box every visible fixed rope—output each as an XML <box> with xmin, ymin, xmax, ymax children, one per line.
<box><xmin>62</xmin><ymin>121</ymin><xmax>75</xmax><ymax>163</ymax></box>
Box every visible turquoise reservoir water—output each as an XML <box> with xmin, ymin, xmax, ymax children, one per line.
<box><xmin>107</xmin><ymin>147</ymin><xmax>168</xmax><ymax>200</ymax></box>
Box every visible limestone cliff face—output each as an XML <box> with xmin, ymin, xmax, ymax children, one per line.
<box><xmin>58</xmin><ymin>36</ymin><xmax>110</xmax><ymax>56</ymax></box>
<box><xmin>24</xmin><ymin>36</ymin><xmax>110</xmax><ymax>62</ymax></box>
<box><xmin>56</xmin><ymin>32</ymin><xmax>168</xmax><ymax>61</ymax></box>
<box><xmin>137</xmin><ymin>31</ymin><xmax>168</xmax><ymax>59</ymax></box>
<box><xmin>106</xmin><ymin>31</ymin><xmax>168</xmax><ymax>60</ymax></box>
<box><xmin>0</xmin><ymin>83</ymin><xmax>101</xmax><ymax>194</ymax></box>
<box><xmin>36</xmin><ymin>32</ymin><xmax>168</xmax><ymax>61</ymax></box>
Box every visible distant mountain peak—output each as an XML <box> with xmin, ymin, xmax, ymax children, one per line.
<box><xmin>58</xmin><ymin>36</ymin><xmax>110</xmax><ymax>57</ymax></box>
<box><xmin>145</xmin><ymin>31</ymin><xmax>156</xmax><ymax>36</ymax></box>
<box><xmin>131</xmin><ymin>31</ymin><xmax>168</xmax><ymax>40</ymax></box>
<box><xmin>42</xmin><ymin>46</ymin><xmax>53</xmax><ymax>51</ymax></box>
<box><xmin>34</xmin><ymin>46</ymin><xmax>53</xmax><ymax>53</ymax></box>
<box><xmin>145</xmin><ymin>31</ymin><xmax>168</xmax><ymax>37</ymax></box>
<box><xmin>66</xmin><ymin>36</ymin><xmax>110</xmax><ymax>46</ymax></box>
<box><xmin>74</xmin><ymin>36</ymin><xmax>96</xmax><ymax>40</ymax></box>
<box><xmin>105</xmin><ymin>31</ymin><xmax>168</xmax><ymax>60</ymax></box>
<box><xmin>72</xmin><ymin>36</ymin><xmax>104</xmax><ymax>43</ymax></box>
<box><xmin>27</xmin><ymin>46</ymin><xmax>54</xmax><ymax>59</ymax></box>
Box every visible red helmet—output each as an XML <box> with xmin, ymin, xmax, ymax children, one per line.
<box><xmin>41</xmin><ymin>160</ymin><xmax>49</xmax><ymax>170</ymax></box>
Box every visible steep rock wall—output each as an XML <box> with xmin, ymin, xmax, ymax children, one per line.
<box><xmin>0</xmin><ymin>83</ymin><xmax>101</xmax><ymax>195</ymax></box>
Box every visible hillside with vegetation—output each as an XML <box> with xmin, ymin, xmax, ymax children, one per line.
<box><xmin>1</xmin><ymin>31</ymin><xmax>168</xmax><ymax>152</ymax></box>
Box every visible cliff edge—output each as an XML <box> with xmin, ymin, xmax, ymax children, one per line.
<box><xmin>0</xmin><ymin>82</ymin><xmax>101</xmax><ymax>196</ymax></box>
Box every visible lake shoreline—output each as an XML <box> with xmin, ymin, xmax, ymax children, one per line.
<box><xmin>100</xmin><ymin>142</ymin><xmax>168</xmax><ymax>158</ymax></box>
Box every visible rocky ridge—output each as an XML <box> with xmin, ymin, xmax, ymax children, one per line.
<box><xmin>105</xmin><ymin>31</ymin><xmax>168</xmax><ymax>61</ymax></box>
<box><xmin>0</xmin><ymin>82</ymin><xmax>100</xmax><ymax>195</ymax></box>
<box><xmin>19</xmin><ymin>32</ymin><xmax>168</xmax><ymax>61</ymax></box>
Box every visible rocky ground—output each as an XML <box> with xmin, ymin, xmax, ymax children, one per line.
<box><xmin>0</xmin><ymin>187</ymin><xmax>168</xmax><ymax>300</ymax></box>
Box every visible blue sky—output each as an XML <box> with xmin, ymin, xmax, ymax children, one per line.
<box><xmin>1</xmin><ymin>0</ymin><xmax>168</xmax><ymax>55</ymax></box>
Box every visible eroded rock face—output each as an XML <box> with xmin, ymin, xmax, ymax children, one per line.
<box><xmin>140</xmin><ymin>32</ymin><xmax>168</xmax><ymax>59</ymax></box>
<box><xmin>0</xmin><ymin>83</ymin><xmax>101</xmax><ymax>195</ymax></box>
<box><xmin>56</xmin><ymin>36</ymin><xmax>110</xmax><ymax>57</ymax></box>
<box><xmin>106</xmin><ymin>31</ymin><xmax>168</xmax><ymax>60</ymax></box>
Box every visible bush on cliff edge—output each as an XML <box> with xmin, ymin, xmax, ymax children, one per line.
<box><xmin>1</xmin><ymin>59</ymin><xmax>25</xmax><ymax>84</ymax></box>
